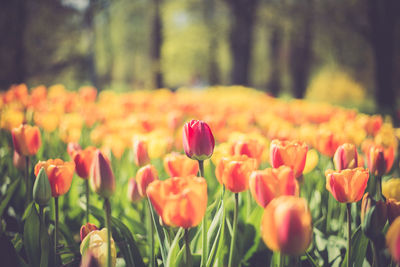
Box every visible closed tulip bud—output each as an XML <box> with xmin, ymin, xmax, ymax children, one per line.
<box><xmin>34</xmin><ymin>159</ymin><xmax>75</xmax><ymax>197</ymax></box>
<box><xmin>33</xmin><ymin>167</ymin><xmax>52</xmax><ymax>206</ymax></box>
<box><xmin>183</xmin><ymin>120</ymin><xmax>215</xmax><ymax>161</ymax></box>
<box><xmin>90</xmin><ymin>150</ymin><xmax>115</xmax><ymax>198</ymax></box>
<box><xmin>133</xmin><ymin>139</ymin><xmax>150</xmax><ymax>167</ymax></box>
<box><xmin>333</xmin><ymin>143</ymin><xmax>358</xmax><ymax>171</ymax></box>
<box><xmin>136</xmin><ymin>164</ymin><xmax>158</xmax><ymax>197</ymax></box>
<box><xmin>127</xmin><ymin>178</ymin><xmax>142</xmax><ymax>202</ymax></box>
<box><xmin>80</xmin><ymin>222</ymin><xmax>99</xmax><ymax>241</ymax></box>
<box><xmin>13</xmin><ymin>150</ymin><xmax>26</xmax><ymax>171</ymax></box>
<box><xmin>325</xmin><ymin>168</ymin><xmax>369</xmax><ymax>203</ymax></box>
<box><xmin>73</xmin><ymin>146</ymin><xmax>97</xmax><ymax>179</ymax></box>
<box><xmin>12</xmin><ymin>124</ymin><xmax>41</xmax><ymax>156</ymax></box>
<box><xmin>368</xmin><ymin>146</ymin><xmax>386</xmax><ymax>176</ymax></box>
<box><xmin>215</xmin><ymin>155</ymin><xmax>257</xmax><ymax>193</ymax></box>
<box><xmin>80</xmin><ymin>228</ymin><xmax>116</xmax><ymax>267</ymax></box>
<box><xmin>386</xmin><ymin>217</ymin><xmax>400</xmax><ymax>264</ymax></box>
<box><xmin>360</xmin><ymin>193</ymin><xmax>387</xmax><ymax>240</ymax></box>
<box><xmin>261</xmin><ymin>196</ymin><xmax>312</xmax><ymax>255</ymax></box>
<box><xmin>163</xmin><ymin>152</ymin><xmax>199</xmax><ymax>178</ymax></box>
<box><xmin>387</xmin><ymin>198</ymin><xmax>400</xmax><ymax>224</ymax></box>
<box><xmin>147</xmin><ymin>176</ymin><xmax>207</xmax><ymax>228</ymax></box>
<box><xmin>249</xmin><ymin>166</ymin><xmax>299</xmax><ymax>207</ymax></box>
<box><xmin>270</xmin><ymin>140</ymin><xmax>308</xmax><ymax>179</ymax></box>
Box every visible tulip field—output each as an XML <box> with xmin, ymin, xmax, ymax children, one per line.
<box><xmin>1</xmin><ymin>84</ymin><xmax>400</xmax><ymax>267</ymax></box>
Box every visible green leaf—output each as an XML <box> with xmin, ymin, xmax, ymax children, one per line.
<box><xmin>206</xmin><ymin>200</ymin><xmax>225</xmax><ymax>267</ymax></box>
<box><xmin>39</xmin><ymin>218</ymin><xmax>50</xmax><ymax>267</ymax></box>
<box><xmin>146</xmin><ymin>199</ymin><xmax>168</xmax><ymax>263</ymax></box>
<box><xmin>242</xmin><ymin>205</ymin><xmax>263</xmax><ymax>263</ymax></box>
<box><xmin>89</xmin><ymin>204</ymin><xmax>145</xmax><ymax>267</ymax></box>
<box><xmin>0</xmin><ymin>178</ymin><xmax>20</xmax><ymax>218</ymax></box>
<box><xmin>23</xmin><ymin>203</ymin><xmax>40</xmax><ymax>267</ymax></box>
<box><xmin>340</xmin><ymin>226</ymin><xmax>369</xmax><ymax>267</ymax></box>
<box><xmin>166</xmin><ymin>228</ymin><xmax>184</xmax><ymax>267</ymax></box>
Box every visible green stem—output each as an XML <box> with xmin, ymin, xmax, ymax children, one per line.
<box><xmin>185</xmin><ymin>228</ymin><xmax>192</xmax><ymax>267</ymax></box>
<box><xmin>228</xmin><ymin>193</ymin><xmax>238</xmax><ymax>267</ymax></box>
<box><xmin>147</xmin><ymin>198</ymin><xmax>155</xmax><ymax>267</ymax></box>
<box><xmin>25</xmin><ymin>156</ymin><xmax>31</xmax><ymax>205</ymax></box>
<box><xmin>54</xmin><ymin>197</ymin><xmax>59</xmax><ymax>266</ymax></box>
<box><xmin>104</xmin><ymin>198</ymin><xmax>112</xmax><ymax>267</ymax></box>
<box><xmin>346</xmin><ymin>203</ymin><xmax>351</xmax><ymax>267</ymax></box>
<box><xmin>279</xmin><ymin>252</ymin><xmax>284</xmax><ymax>267</ymax></box>
<box><xmin>376</xmin><ymin>176</ymin><xmax>385</xmax><ymax>202</ymax></box>
<box><xmin>85</xmin><ymin>179</ymin><xmax>90</xmax><ymax>223</ymax></box>
<box><xmin>198</xmin><ymin>160</ymin><xmax>207</xmax><ymax>267</ymax></box>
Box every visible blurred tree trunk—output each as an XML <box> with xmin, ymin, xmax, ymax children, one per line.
<box><xmin>84</xmin><ymin>0</ymin><xmax>98</xmax><ymax>89</ymax></box>
<box><xmin>367</xmin><ymin>0</ymin><xmax>399</xmax><ymax>116</ymax></box>
<box><xmin>266</xmin><ymin>24</ymin><xmax>282</xmax><ymax>96</ymax></box>
<box><xmin>204</xmin><ymin>0</ymin><xmax>219</xmax><ymax>85</ymax></box>
<box><xmin>150</xmin><ymin>0</ymin><xmax>164</xmax><ymax>89</ymax></box>
<box><xmin>100</xmin><ymin>0</ymin><xmax>114</xmax><ymax>90</ymax></box>
<box><xmin>288</xmin><ymin>0</ymin><xmax>314</xmax><ymax>99</ymax></box>
<box><xmin>14</xmin><ymin>0</ymin><xmax>26</xmax><ymax>85</ymax></box>
<box><xmin>225</xmin><ymin>0</ymin><xmax>259</xmax><ymax>86</ymax></box>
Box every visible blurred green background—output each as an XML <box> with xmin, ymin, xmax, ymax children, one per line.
<box><xmin>0</xmin><ymin>0</ymin><xmax>399</xmax><ymax>117</ymax></box>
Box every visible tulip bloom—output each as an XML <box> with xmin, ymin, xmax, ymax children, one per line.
<box><xmin>146</xmin><ymin>176</ymin><xmax>207</xmax><ymax>228</ymax></box>
<box><xmin>183</xmin><ymin>120</ymin><xmax>215</xmax><ymax>161</ymax></box>
<box><xmin>249</xmin><ymin>166</ymin><xmax>299</xmax><ymax>207</ymax></box>
<box><xmin>90</xmin><ymin>150</ymin><xmax>115</xmax><ymax>198</ymax></box>
<box><xmin>133</xmin><ymin>139</ymin><xmax>150</xmax><ymax>167</ymax></box>
<box><xmin>34</xmin><ymin>159</ymin><xmax>75</xmax><ymax>197</ymax></box>
<box><xmin>136</xmin><ymin>164</ymin><xmax>158</xmax><ymax>197</ymax></box>
<box><xmin>261</xmin><ymin>195</ymin><xmax>312</xmax><ymax>255</ymax></box>
<box><xmin>325</xmin><ymin>168</ymin><xmax>369</xmax><ymax>203</ymax></box>
<box><xmin>231</xmin><ymin>139</ymin><xmax>264</xmax><ymax>166</ymax></box>
<box><xmin>80</xmin><ymin>228</ymin><xmax>116</xmax><ymax>267</ymax></box>
<box><xmin>215</xmin><ymin>155</ymin><xmax>257</xmax><ymax>193</ymax></box>
<box><xmin>367</xmin><ymin>145</ymin><xmax>394</xmax><ymax>176</ymax></box>
<box><xmin>127</xmin><ymin>178</ymin><xmax>142</xmax><ymax>202</ymax></box>
<box><xmin>73</xmin><ymin>146</ymin><xmax>97</xmax><ymax>179</ymax></box>
<box><xmin>12</xmin><ymin>124</ymin><xmax>42</xmax><ymax>156</ymax></box>
<box><xmin>333</xmin><ymin>143</ymin><xmax>358</xmax><ymax>171</ymax></box>
<box><xmin>270</xmin><ymin>140</ymin><xmax>308</xmax><ymax>179</ymax></box>
<box><xmin>386</xmin><ymin>217</ymin><xmax>400</xmax><ymax>264</ymax></box>
<box><xmin>163</xmin><ymin>152</ymin><xmax>199</xmax><ymax>178</ymax></box>
<box><xmin>80</xmin><ymin>222</ymin><xmax>98</xmax><ymax>241</ymax></box>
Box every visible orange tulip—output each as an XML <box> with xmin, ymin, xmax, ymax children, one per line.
<box><xmin>315</xmin><ymin>129</ymin><xmax>341</xmax><ymax>157</ymax></box>
<box><xmin>73</xmin><ymin>146</ymin><xmax>97</xmax><ymax>179</ymax></box>
<box><xmin>367</xmin><ymin>145</ymin><xmax>395</xmax><ymax>176</ymax></box>
<box><xmin>249</xmin><ymin>166</ymin><xmax>299</xmax><ymax>208</ymax></box>
<box><xmin>136</xmin><ymin>164</ymin><xmax>159</xmax><ymax>197</ymax></box>
<box><xmin>231</xmin><ymin>139</ymin><xmax>264</xmax><ymax>166</ymax></box>
<box><xmin>333</xmin><ymin>143</ymin><xmax>358</xmax><ymax>171</ymax></box>
<box><xmin>215</xmin><ymin>155</ymin><xmax>257</xmax><ymax>193</ymax></box>
<box><xmin>270</xmin><ymin>139</ymin><xmax>308</xmax><ymax>179</ymax></box>
<box><xmin>34</xmin><ymin>159</ymin><xmax>75</xmax><ymax>197</ymax></box>
<box><xmin>12</xmin><ymin>124</ymin><xmax>42</xmax><ymax>156</ymax></box>
<box><xmin>261</xmin><ymin>195</ymin><xmax>312</xmax><ymax>255</ymax></box>
<box><xmin>163</xmin><ymin>152</ymin><xmax>199</xmax><ymax>178</ymax></box>
<box><xmin>146</xmin><ymin>176</ymin><xmax>207</xmax><ymax>228</ymax></box>
<box><xmin>325</xmin><ymin>168</ymin><xmax>369</xmax><ymax>203</ymax></box>
<box><xmin>386</xmin><ymin>217</ymin><xmax>400</xmax><ymax>264</ymax></box>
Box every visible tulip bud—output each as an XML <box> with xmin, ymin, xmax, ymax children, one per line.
<box><xmin>13</xmin><ymin>150</ymin><xmax>26</xmax><ymax>171</ymax></box>
<box><xmin>136</xmin><ymin>164</ymin><xmax>158</xmax><ymax>197</ymax></box>
<box><xmin>80</xmin><ymin>222</ymin><xmax>99</xmax><ymax>241</ymax></box>
<box><xmin>127</xmin><ymin>178</ymin><xmax>142</xmax><ymax>202</ymax></box>
<box><xmin>333</xmin><ymin>143</ymin><xmax>358</xmax><ymax>171</ymax></box>
<box><xmin>368</xmin><ymin>146</ymin><xmax>386</xmax><ymax>176</ymax></box>
<box><xmin>133</xmin><ymin>139</ymin><xmax>150</xmax><ymax>167</ymax></box>
<box><xmin>12</xmin><ymin>124</ymin><xmax>42</xmax><ymax>156</ymax></box>
<box><xmin>90</xmin><ymin>150</ymin><xmax>116</xmax><ymax>198</ymax></box>
<box><xmin>33</xmin><ymin>167</ymin><xmax>52</xmax><ymax>207</ymax></box>
<box><xmin>386</xmin><ymin>217</ymin><xmax>400</xmax><ymax>264</ymax></box>
<box><xmin>183</xmin><ymin>120</ymin><xmax>215</xmax><ymax>161</ymax></box>
<box><xmin>360</xmin><ymin>193</ymin><xmax>387</xmax><ymax>240</ymax></box>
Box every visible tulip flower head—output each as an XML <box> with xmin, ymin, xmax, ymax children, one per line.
<box><xmin>34</xmin><ymin>159</ymin><xmax>75</xmax><ymax>197</ymax></box>
<box><xmin>90</xmin><ymin>150</ymin><xmax>115</xmax><ymax>198</ymax></box>
<box><xmin>261</xmin><ymin>195</ymin><xmax>312</xmax><ymax>255</ymax></box>
<box><xmin>270</xmin><ymin>139</ymin><xmax>308</xmax><ymax>179</ymax></box>
<box><xmin>360</xmin><ymin>192</ymin><xmax>387</xmax><ymax>239</ymax></box>
<box><xmin>386</xmin><ymin>217</ymin><xmax>400</xmax><ymax>264</ymax></box>
<box><xmin>12</xmin><ymin>124</ymin><xmax>42</xmax><ymax>156</ymax></box>
<box><xmin>33</xmin><ymin>167</ymin><xmax>52</xmax><ymax>206</ymax></box>
<box><xmin>164</xmin><ymin>152</ymin><xmax>199</xmax><ymax>178</ymax></box>
<box><xmin>249</xmin><ymin>166</ymin><xmax>299</xmax><ymax>207</ymax></box>
<box><xmin>73</xmin><ymin>146</ymin><xmax>97</xmax><ymax>179</ymax></box>
<box><xmin>136</xmin><ymin>164</ymin><xmax>159</xmax><ymax>197</ymax></box>
<box><xmin>325</xmin><ymin>168</ymin><xmax>369</xmax><ymax>203</ymax></box>
<box><xmin>80</xmin><ymin>228</ymin><xmax>116</xmax><ymax>267</ymax></box>
<box><xmin>183</xmin><ymin>120</ymin><xmax>215</xmax><ymax>161</ymax></box>
<box><xmin>333</xmin><ymin>143</ymin><xmax>358</xmax><ymax>171</ymax></box>
<box><xmin>146</xmin><ymin>176</ymin><xmax>207</xmax><ymax>228</ymax></box>
<box><xmin>215</xmin><ymin>155</ymin><xmax>257</xmax><ymax>193</ymax></box>
<box><xmin>80</xmin><ymin>222</ymin><xmax>99</xmax><ymax>241</ymax></box>
<box><xmin>231</xmin><ymin>139</ymin><xmax>264</xmax><ymax>166</ymax></box>
<box><xmin>133</xmin><ymin>138</ymin><xmax>150</xmax><ymax>167</ymax></box>
<box><xmin>367</xmin><ymin>145</ymin><xmax>394</xmax><ymax>176</ymax></box>
<box><xmin>127</xmin><ymin>178</ymin><xmax>142</xmax><ymax>202</ymax></box>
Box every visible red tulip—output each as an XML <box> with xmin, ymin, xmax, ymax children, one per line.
<box><xmin>367</xmin><ymin>145</ymin><xmax>394</xmax><ymax>176</ymax></box>
<box><xmin>90</xmin><ymin>150</ymin><xmax>115</xmax><ymax>198</ymax></box>
<box><xmin>80</xmin><ymin>222</ymin><xmax>98</xmax><ymax>241</ymax></box>
<box><xmin>183</xmin><ymin>120</ymin><xmax>215</xmax><ymax>161</ymax></box>
<box><xmin>133</xmin><ymin>139</ymin><xmax>150</xmax><ymax>167</ymax></box>
<box><xmin>333</xmin><ymin>143</ymin><xmax>358</xmax><ymax>171</ymax></box>
<box><xmin>12</xmin><ymin>124</ymin><xmax>41</xmax><ymax>156</ymax></box>
<box><xmin>73</xmin><ymin>146</ymin><xmax>97</xmax><ymax>179</ymax></box>
<box><xmin>136</xmin><ymin>164</ymin><xmax>159</xmax><ymax>197</ymax></box>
